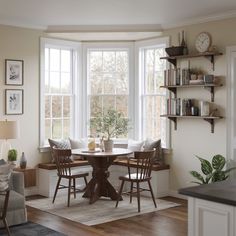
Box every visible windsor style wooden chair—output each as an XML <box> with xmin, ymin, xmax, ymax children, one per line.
<box><xmin>52</xmin><ymin>147</ymin><xmax>89</xmax><ymax>207</ymax></box>
<box><xmin>115</xmin><ymin>150</ymin><xmax>157</xmax><ymax>212</ymax></box>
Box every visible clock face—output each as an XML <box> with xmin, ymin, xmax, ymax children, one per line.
<box><xmin>195</xmin><ymin>32</ymin><xmax>211</xmax><ymax>53</ymax></box>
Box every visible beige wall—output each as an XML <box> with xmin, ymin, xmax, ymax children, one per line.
<box><xmin>162</xmin><ymin>17</ymin><xmax>236</xmax><ymax>192</ymax></box>
<box><xmin>0</xmin><ymin>25</ymin><xmax>48</xmax><ymax>167</ymax></box>
<box><xmin>0</xmin><ymin>17</ymin><xmax>235</xmax><ymax>193</ymax></box>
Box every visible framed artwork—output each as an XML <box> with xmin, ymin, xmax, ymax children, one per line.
<box><xmin>5</xmin><ymin>89</ymin><xmax>24</xmax><ymax>115</ymax></box>
<box><xmin>5</xmin><ymin>59</ymin><xmax>24</xmax><ymax>85</ymax></box>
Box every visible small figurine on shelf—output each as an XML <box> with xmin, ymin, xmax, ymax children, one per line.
<box><xmin>20</xmin><ymin>152</ymin><xmax>27</xmax><ymax>169</ymax></box>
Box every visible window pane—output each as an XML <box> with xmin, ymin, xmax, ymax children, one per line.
<box><xmin>63</xmin><ymin>119</ymin><xmax>70</xmax><ymax>138</ymax></box>
<box><xmin>50</xmin><ymin>49</ymin><xmax>60</xmax><ymax>71</ymax></box>
<box><xmin>116</xmin><ymin>95</ymin><xmax>128</xmax><ymax>117</ymax></box>
<box><xmin>103</xmin><ymin>74</ymin><xmax>115</xmax><ymax>94</ymax></box>
<box><xmin>90</xmin><ymin>51</ymin><xmax>103</xmax><ymax>73</ymax></box>
<box><xmin>61</xmin><ymin>50</ymin><xmax>71</xmax><ymax>72</ymax></box>
<box><xmin>45</xmin><ymin>95</ymin><xmax>51</xmax><ymax>118</ymax></box>
<box><xmin>103</xmin><ymin>96</ymin><xmax>115</xmax><ymax>113</ymax></box>
<box><xmin>90</xmin><ymin>96</ymin><xmax>102</xmax><ymax>117</ymax></box>
<box><xmin>154</xmin><ymin>72</ymin><xmax>166</xmax><ymax>95</ymax></box>
<box><xmin>50</xmin><ymin>72</ymin><xmax>60</xmax><ymax>93</ymax></box>
<box><xmin>90</xmin><ymin>74</ymin><xmax>103</xmax><ymax>94</ymax></box>
<box><xmin>52</xmin><ymin>119</ymin><xmax>62</xmax><ymax>139</ymax></box>
<box><xmin>45</xmin><ymin>119</ymin><xmax>51</xmax><ymax>140</ymax></box>
<box><xmin>155</xmin><ymin>48</ymin><xmax>165</xmax><ymax>71</ymax></box>
<box><xmin>61</xmin><ymin>72</ymin><xmax>71</xmax><ymax>93</ymax></box>
<box><xmin>103</xmin><ymin>51</ymin><xmax>115</xmax><ymax>72</ymax></box>
<box><xmin>63</xmin><ymin>96</ymin><xmax>71</xmax><ymax>117</ymax></box>
<box><xmin>145</xmin><ymin>49</ymin><xmax>155</xmax><ymax>94</ymax></box>
<box><xmin>116</xmin><ymin>74</ymin><xmax>128</xmax><ymax>94</ymax></box>
<box><xmin>143</xmin><ymin>95</ymin><xmax>166</xmax><ymax>142</ymax></box>
<box><xmin>52</xmin><ymin>96</ymin><xmax>62</xmax><ymax>118</ymax></box>
<box><xmin>116</xmin><ymin>51</ymin><xmax>128</xmax><ymax>73</ymax></box>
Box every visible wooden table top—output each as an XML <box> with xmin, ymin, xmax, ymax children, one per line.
<box><xmin>72</xmin><ymin>148</ymin><xmax>133</xmax><ymax>157</ymax></box>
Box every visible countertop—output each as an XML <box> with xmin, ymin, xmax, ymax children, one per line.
<box><xmin>179</xmin><ymin>179</ymin><xmax>236</xmax><ymax>206</ymax></box>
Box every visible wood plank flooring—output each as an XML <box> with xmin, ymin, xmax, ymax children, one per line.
<box><xmin>26</xmin><ymin>196</ymin><xmax>187</xmax><ymax>236</ymax></box>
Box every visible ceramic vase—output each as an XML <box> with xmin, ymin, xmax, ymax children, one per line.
<box><xmin>20</xmin><ymin>152</ymin><xmax>27</xmax><ymax>169</ymax></box>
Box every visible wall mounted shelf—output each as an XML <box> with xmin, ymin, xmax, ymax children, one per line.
<box><xmin>160</xmin><ymin>83</ymin><xmax>222</xmax><ymax>102</ymax></box>
<box><xmin>160</xmin><ymin>115</ymin><xmax>223</xmax><ymax>133</ymax></box>
<box><xmin>160</xmin><ymin>52</ymin><xmax>223</xmax><ymax>71</ymax></box>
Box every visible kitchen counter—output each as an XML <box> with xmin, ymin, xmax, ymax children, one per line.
<box><xmin>179</xmin><ymin>179</ymin><xmax>236</xmax><ymax>206</ymax></box>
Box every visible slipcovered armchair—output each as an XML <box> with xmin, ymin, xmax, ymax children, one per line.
<box><xmin>0</xmin><ymin>171</ymin><xmax>27</xmax><ymax>227</ymax></box>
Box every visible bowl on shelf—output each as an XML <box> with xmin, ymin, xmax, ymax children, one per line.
<box><xmin>165</xmin><ymin>46</ymin><xmax>184</xmax><ymax>57</ymax></box>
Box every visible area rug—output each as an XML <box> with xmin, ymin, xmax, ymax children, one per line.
<box><xmin>26</xmin><ymin>194</ymin><xmax>179</xmax><ymax>226</ymax></box>
<box><xmin>0</xmin><ymin>221</ymin><xmax>66</xmax><ymax>236</ymax></box>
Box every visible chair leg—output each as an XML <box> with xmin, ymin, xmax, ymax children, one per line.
<box><xmin>73</xmin><ymin>178</ymin><xmax>76</xmax><ymax>199</ymax></box>
<box><xmin>3</xmin><ymin>218</ymin><xmax>11</xmax><ymax>236</ymax></box>
<box><xmin>137</xmin><ymin>181</ymin><xmax>141</xmax><ymax>212</ymax></box>
<box><xmin>130</xmin><ymin>182</ymin><xmax>133</xmax><ymax>203</ymax></box>
<box><xmin>115</xmin><ymin>180</ymin><xmax>125</xmax><ymax>208</ymax></box>
<box><xmin>148</xmin><ymin>180</ymin><xmax>157</xmax><ymax>208</ymax></box>
<box><xmin>68</xmin><ymin>178</ymin><xmax>72</xmax><ymax>207</ymax></box>
<box><xmin>52</xmin><ymin>177</ymin><xmax>61</xmax><ymax>203</ymax></box>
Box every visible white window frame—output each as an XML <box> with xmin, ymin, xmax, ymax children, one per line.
<box><xmin>135</xmin><ymin>37</ymin><xmax>170</xmax><ymax>148</ymax></box>
<box><xmin>39</xmin><ymin>37</ymin><xmax>81</xmax><ymax>148</ymax></box>
<box><xmin>82</xmin><ymin>42</ymin><xmax>135</xmax><ymax>141</ymax></box>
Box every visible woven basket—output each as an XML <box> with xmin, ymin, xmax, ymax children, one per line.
<box><xmin>165</xmin><ymin>46</ymin><xmax>184</xmax><ymax>56</ymax></box>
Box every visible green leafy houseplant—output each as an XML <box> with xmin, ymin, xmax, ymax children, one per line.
<box><xmin>190</xmin><ymin>154</ymin><xmax>236</xmax><ymax>184</ymax></box>
<box><xmin>90</xmin><ymin>109</ymin><xmax>130</xmax><ymax>140</ymax></box>
<box><xmin>8</xmin><ymin>149</ymin><xmax>17</xmax><ymax>162</ymax></box>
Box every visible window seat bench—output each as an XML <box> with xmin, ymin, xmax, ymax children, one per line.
<box><xmin>38</xmin><ymin>160</ymin><xmax>170</xmax><ymax>198</ymax></box>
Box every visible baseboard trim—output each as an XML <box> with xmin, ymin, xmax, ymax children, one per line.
<box><xmin>168</xmin><ymin>190</ymin><xmax>187</xmax><ymax>200</ymax></box>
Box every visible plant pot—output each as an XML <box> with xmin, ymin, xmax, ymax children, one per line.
<box><xmin>8</xmin><ymin>161</ymin><xmax>17</xmax><ymax>169</ymax></box>
<box><xmin>103</xmin><ymin>140</ymin><xmax>114</xmax><ymax>152</ymax></box>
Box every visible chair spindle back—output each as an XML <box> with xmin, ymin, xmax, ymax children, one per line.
<box><xmin>52</xmin><ymin>147</ymin><xmax>72</xmax><ymax>177</ymax></box>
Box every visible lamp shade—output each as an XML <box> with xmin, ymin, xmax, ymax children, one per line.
<box><xmin>0</xmin><ymin>120</ymin><xmax>19</xmax><ymax>139</ymax></box>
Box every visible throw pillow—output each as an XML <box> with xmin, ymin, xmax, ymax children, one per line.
<box><xmin>48</xmin><ymin>139</ymin><xmax>71</xmax><ymax>163</ymax></box>
<box><xmin>128</xmin><ymin>139</ymin><xmax>144</xmax><ymax>152</ymax></box>
<box><xmin>69</xmin><ymin>138</ymin><xmax>87</xmax><ymax>160</ymax></box>
<box><xmin>0</xmin><ymin>159</ymin><xmax>6</xmax><ymax>165</ymax></box>
<box><xmin>143</xmin><ymin>138</ymin><xmax>164</xmax><ymax>165</ymax></box>
<box><xmin>69</xmin><ymin>138</ymin><xmax>87</xmax><ymax>149</ymax></box>
<box><xmin>0</xmin><ymin>164</ymin><xmax>12</xmax><ymax>191</ymax></box>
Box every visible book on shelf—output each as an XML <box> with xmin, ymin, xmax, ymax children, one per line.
<box><xmin>164</xmin><ymin>68</ymin><xmax>181</xmax><ymax>86</ymax></box>
<box><xmin>166</xmin><ymin>98</ymin><xmax>193</xmax><ymax>116</ymax></box>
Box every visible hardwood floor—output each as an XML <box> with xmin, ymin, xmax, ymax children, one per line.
<box><xmin>26</xmin><ymin>197</ymin><xmax>187</xmax><ymax>236</ymax></box>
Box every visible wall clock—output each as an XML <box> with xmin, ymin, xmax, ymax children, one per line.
<box><xmin>195</xmin><ymin>32</ymin><xmax>211</xmax><ymax>53</ymax></box>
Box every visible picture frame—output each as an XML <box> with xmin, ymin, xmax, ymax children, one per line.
<box><xmin>5</xmin><ymin>89</ymin><xmax>24</xmax><ymax>115</ymax></box>
<box><xmin>5</xmin><ymin>59</ymin><xmax>24</xmax><ymax>85</ymax></box>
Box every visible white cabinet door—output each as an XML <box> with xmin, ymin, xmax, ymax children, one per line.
<box><xmin>189</xmin><ymin>197</ymin><xmax>235</xmax><ymax>236</ymax></box>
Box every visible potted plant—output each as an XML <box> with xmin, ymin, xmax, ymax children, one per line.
<box><xmin>8</xmin><ymin>149</ymin><xmax>17</xmax><ymax>167</ymax></box>
<box><xmin>190</xmin><ymin>154</ymin><xmax>236</xmax><ymax>184</ymax></box>
<box><xmin>90</xmin><ymin>109</ymin><xmax>130</xmax><ymax>152</ymax></box>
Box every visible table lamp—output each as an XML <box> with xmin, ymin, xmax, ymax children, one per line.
<box><xmin>0</xmin><ymin>120</ymin><xmax>19</xmax><ymax>161</ymax></box>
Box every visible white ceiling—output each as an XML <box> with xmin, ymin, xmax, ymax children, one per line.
<box><xmin>1</xmin><ymin>0</ymin><xmax>236</xmax><ymax>40</ymax></box>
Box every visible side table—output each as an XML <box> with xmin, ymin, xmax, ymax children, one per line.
<box><xmin>14</xmin><ymin>167</ymin><xmax>36</xmax><ymax>188</ymax></box>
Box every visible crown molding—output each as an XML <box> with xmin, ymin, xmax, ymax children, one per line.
<box><xmin>163</xmin><ymin>10</ymin><xmax>236</xmax><ymax>29</ymax></box>
<box><xmin>0</xmin><ymin>20</ymin><xmax>46</xmax><ymax>30</ymax></box>
<box><xmin>46</xmin><ymin>24</ymin><xmax>162</xmax><ymax>33</ymax></box>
